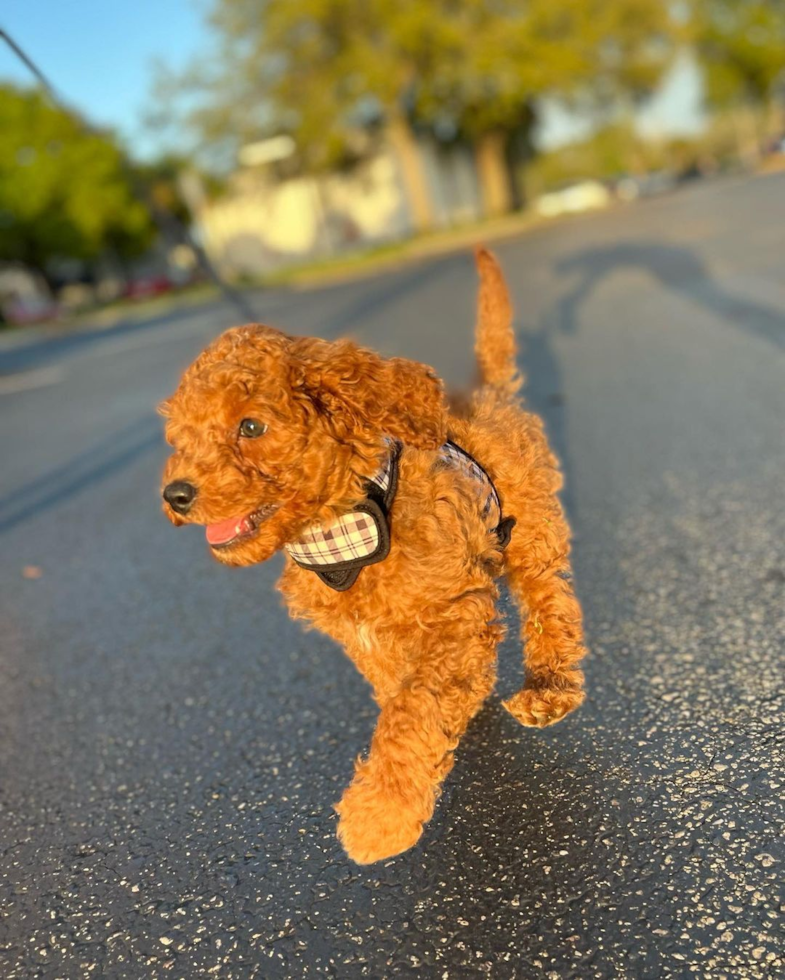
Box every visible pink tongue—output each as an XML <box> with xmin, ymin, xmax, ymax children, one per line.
<box><xmin>205</xmin><ymin>515</ymin><xmax>254</xmax><ymax>545</ymax></box>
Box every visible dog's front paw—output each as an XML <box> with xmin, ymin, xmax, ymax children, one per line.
<box><xmin>503</xmin><ymin>684</ymin><xmax>585</xmax><ymax>728</ymax></box>
<box><xmin>335</xmin><ymin>778</ymin><xmax>425</xmax><ymax>864</ymax></box>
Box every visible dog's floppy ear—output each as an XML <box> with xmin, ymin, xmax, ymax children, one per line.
<box><xmin>290</xmin><ymin>337</ymin><xmax>447</xmax><ymax>449</ymax></box>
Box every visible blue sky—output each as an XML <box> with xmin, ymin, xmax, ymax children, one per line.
<box><xmin>1</xmin><ymin>2</ymin><xmax>704</xmax><ymax>160</ymax></box>
<box><xmin>0</xmin><ymin>0</ymin><xmax>208</xmax><ymax>155</ymax></box>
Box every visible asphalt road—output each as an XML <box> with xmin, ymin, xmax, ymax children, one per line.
<box><xmin>1</xmin><ymin>174</ymin><xmax>783</xmax><ymax>979</ymax></box>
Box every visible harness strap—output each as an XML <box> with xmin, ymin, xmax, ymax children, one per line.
<box><xmin>286</xmin><ymin>439</ymin><xmax>515</xmax><ymax>591</ymax></box>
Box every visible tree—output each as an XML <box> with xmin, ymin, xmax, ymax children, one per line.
<box><xmin>158</xmin><ymin>0</ymin><xmax>677</xmax><ymax>224</ymax></box>
<box><xmin>417</xmin><ymin>0</ymin><xmax>677</xmax><ymax>214</ymax></box>
<box><xmin>690</xmin><ymin>0</ymin><xmax>785</xmax><ymax>108</ymax></box>
<box><xmin>154</xmin><ymin>1</ymin><xmax>457</xmax><ymax>229</ymax></box>
<box><xmin>688</xmin><ymin>0</ymin><xmax>785</xmax><ymax>154</ymax></box>
<box><xmin>0</xmin><ymin>84</ymin><xmax>153</xmax><ymax>283</ymax></box>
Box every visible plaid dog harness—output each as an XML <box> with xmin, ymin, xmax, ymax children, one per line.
<box><xmin>285</xmin><ymin>440</ymin><xmax>515</xmax><ymax>592</ymax></box>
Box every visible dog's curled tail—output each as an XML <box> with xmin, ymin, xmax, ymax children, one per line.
<box><xmin>474</xmin><ymin>247</ymin><xmax>522</xmax><ymax>397</ymax></box>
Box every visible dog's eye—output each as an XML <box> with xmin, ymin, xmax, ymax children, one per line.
<box><xmin>238</xmin><ymin>418</ymin><xmax>267</xmax><ymax>438</ymax></box>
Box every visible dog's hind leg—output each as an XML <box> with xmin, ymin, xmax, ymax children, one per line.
<box><xmin>502</xmin><ymin>506</ymin><xmax>587</xmax><ymax>728</ymax></box>
<box><xmin>335</xmin><ymin>594</ymin><xmax>501</xmax><ymax>864</ymax></box>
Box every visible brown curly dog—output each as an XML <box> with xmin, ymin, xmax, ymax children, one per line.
<box><xmin>160</xmin><ymin>249</ymin><xmax>587</xmax><ymax>864</ymax></box>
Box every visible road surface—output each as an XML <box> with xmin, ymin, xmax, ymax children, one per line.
<box><xmin>1</xmin><ymin>174</ymin><xmax>783</xmax><ymax>978</ymax></box>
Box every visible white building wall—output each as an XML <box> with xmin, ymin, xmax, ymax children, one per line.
<box><xmin>199</xmin><ymin>150</ymin><xmax>411</xmax><ymax>277</ymax></box>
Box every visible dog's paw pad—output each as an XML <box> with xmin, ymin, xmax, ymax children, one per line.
<box><xmin>503</xmin><ymin>686</ymin><xmax>584</xmax><ymax>728</ymax></box>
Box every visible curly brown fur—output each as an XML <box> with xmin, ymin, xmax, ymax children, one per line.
<box><xmin>160</xmin><ymin>248</ymin><xmax>587</xmax><ymax>864</ymax></box>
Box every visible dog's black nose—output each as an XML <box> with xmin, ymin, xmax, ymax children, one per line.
<box><xmin>163</xmin><ymin>480</ymin><xmax>197</xmax><ymax>515</ymax></box>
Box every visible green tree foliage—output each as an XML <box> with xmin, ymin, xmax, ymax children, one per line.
<box><xmin>0</xmin><ymin>84</ymin><xmax>153</xmax><ymax>277</ymax></box>
<box><xmin>688</xmin><ymin>0</ymin><xmax>785</xmax><ymax>110</ymax></box>
<box><xmin>413</xmin><ymin>0</ymin><xmax>674</xmax><ymax>129</ymax></box>
<box><xmin>159</xmin><ymin>0</ymin><xmax>677</xmax><ymax>220</ymax></box>
<box><xmin>411</xmin><ymin>0</ymin><xmax>676</xmax><ymax>212</ymax></box>
<box><xmin>527</xmin><ymin>120</ymin><xmax>690</xmax><ymax>194</ymax></box>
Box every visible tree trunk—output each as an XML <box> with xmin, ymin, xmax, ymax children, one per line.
<box><xmin>732</xmin><ymin>104</ymin><xmax>762</xmax><ymax>167</ymax></box>
<box><xmin>766</xmin><ymin>94</ymin><xmax>785</xmax><ymax>143</ymax></box>
<box><xmin>387</xmin><ymin>110</ymin><xmax>434</xmax><ymax>233</ymax></box>
<box><xmin>33</xmin><ymin>261</ymin><xmax>58</xmax><ymax>298</ymax></box>
<box><xmin>505</xmin><ymin>117</ymin><xmax>535</xmax><ymax>212</ymax></box>
<box><xmin>476</xmin><ymin>130</ymin><xmax>513</xmax><ymax>218</ymax></box>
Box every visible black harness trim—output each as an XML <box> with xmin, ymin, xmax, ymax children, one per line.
<box><xmin>293</xmin><ymin>442</ymin><xmax>401</xmax><ymax>592</ymax></box>
<box><xmin>291</xmin><ymin>440</ymin><xmax>514</xmax><ymax>592</ymax></box>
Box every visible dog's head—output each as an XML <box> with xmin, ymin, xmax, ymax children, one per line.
<box><xmin>159</xmin><ymin>324</ymin><xmax>446</xmax><ymax>566</ymax></box>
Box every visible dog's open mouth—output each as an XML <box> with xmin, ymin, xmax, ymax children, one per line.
<box><xmin>205</xmin><ymin>504</ymin><xmax>278</xmax><ymax>548</ymax></box>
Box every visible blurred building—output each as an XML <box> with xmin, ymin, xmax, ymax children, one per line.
<box><xmin>194</xmin><ymin>134</ymin><xmax>484</xmax><ymax>278</ymax></box>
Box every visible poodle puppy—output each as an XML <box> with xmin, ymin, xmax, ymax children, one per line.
<box><xmin>160</xmin><ymin>249</ymin><xmax>587</xmax><ymax>864</ymax></box>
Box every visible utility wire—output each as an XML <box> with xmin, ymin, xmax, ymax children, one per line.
<box><xmin>0</xmin><ymin>27</ymin><xmax>258</xmax><ymax>322</ymax></box>
<box><xmin>0</xmin><ymin>27</ymin><xmax>59</xmax><ymax>98</ymax></box>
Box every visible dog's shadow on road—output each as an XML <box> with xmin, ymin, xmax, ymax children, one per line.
<box><xmin>335</xmin><ymin>695</ymin><xmax>615</xmax><ymax>972</ymax></box>
<box><xmin>417</xmin><ymin>697</ymin><xmax>605</xmax><ymax>887</ymax></box>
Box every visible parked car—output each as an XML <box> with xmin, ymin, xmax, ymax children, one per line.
<box><xmin>0</xmin><ymin>295</ymin><xmax>60</xmax><ymax>326</ymax></box>
<box><xmin>615</xmin><ymin>171</ymin><xmax>677</xmax><ymax>201</ymax></box>
<box><xmin>533</xmin><ymin>180</ymin><xmax>612</xmax><ymax>218</ymax></box>
<box><xmin>0</xmin><ymin>265</ymin><xmax>60</xmax><ymax>325</ymax></box>
<box><xmin>123</xmin><ymin>275</ymin><xmax>174</xmax><ymax>300</ymax></box>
